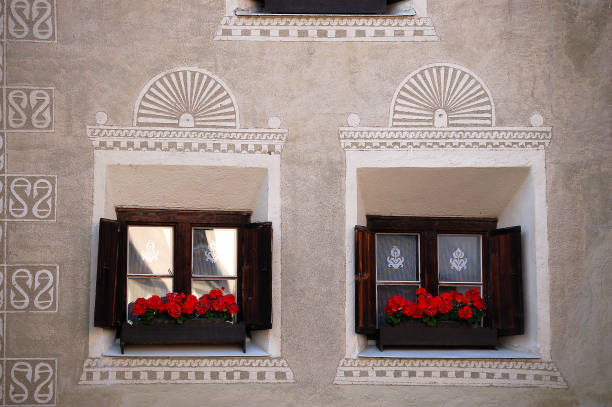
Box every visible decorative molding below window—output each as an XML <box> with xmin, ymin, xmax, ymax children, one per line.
<box><xmin>339</xmin><ymin>127</ymin><xmax>552</xmax><ymax>150</ymax></box>
<box><xmin>87</xmin><ymin>126</ymin><xmax>287</xmax><ymax>154</ymax></box>
<box><xmin>333</xmin><ymin>359</ymin><xmax>567</xmax><ymax>388</ymax></box>
<box><xmin>79</xmin><ymin>357</ymin><xmax>295</xmax><ymax>385</ymax></box>
<box><xmin>215</xmin><ymin>15</ymin><xmax>438</xmax><ymax>42</ymax></box>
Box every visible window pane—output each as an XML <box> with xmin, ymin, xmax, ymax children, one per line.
<box><xmin>438</xmin><ymin>235</ymin><xmax>482</xmax><ymax>283</ymax></box>
<box><xmin>191</xmin><ymin>279</ymin><xmax>237</xmax><ymax>299</ymax></box>
<box><xmin>376</xmin><ymin>234</ymin><xmax>419</xmax><ymax>282</ymax></box>
<box><xmin>192</xmin><ymin>228</ymin><xmax>237</xmax><ymax>277</ymax></box>
<box><xmin>127</xmin><ymin>277</ymin><xmax>172</xmax><ymax>320</ymax></box>
<box><xmin>376</xmin><ymin>285</ymin><xmax>418</xmax><ymax>327</ymax></box>
<box><xmin>128</xmin><ymin>226</ymin><xmax>173</xmax><ymax>275</ymax></box>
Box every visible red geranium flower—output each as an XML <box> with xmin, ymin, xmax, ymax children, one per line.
<box><xmin>166</xmin><ymin>302</ymin><xmax>182</xmax><ymax>318</ymax></box>
<box><xmin>146</xmin><ymin>295</ymin><xmax>163</xmax><ymax>311</ymax></box>
<box><xmin>402</xmin><ymin>301</ymin><xmax>417</xmax><ymax>317</ymax></box>
<box><xmin>228</xmin><ymin>304</ymin><xmax>239</xmax><ymax>314</ymax></box>
<box><xmin>439</xmin><ymin>300</ymin><xmax>453</xmax><ymax>314</ymax></box>
<box><xmin>465</xmin><ymin>287</ymin><xmax>482</xmax><ymax>302</ymax></box>
<box><xmin>385</xmin><ymin>296</ymin><xmax>405</xmax><ymax>315</ymax></box>
<box><xmin>209</xmin><ymin>289</ymin><xmax>223</xmax><ymax>300</ymax></box>
<box><xmin>223</xmin><ymin>294</ymin><xmax>236</xmax><ymax>305</ymax></box>
<box><xmin>132</xmin><ymin>299</ymin><xmax>147</xmax><ymax>316</ymax></box>
<box><xmin>458</xmin><ymin>305</ymin><xmax>473</xmax><ymax>319</ymax></box>
<box><xmin>472</xmin><ymin>297</ymin><xmax>486</xmax><ymax>310</ymax></box>
<box><xmin>196</xmin><ymin>299</ymin><xmax>211</xmax><ymax>315</ymax></box>
<box><xmin>440</xmin><ymin>292</ymin><xmax>453</xmax><ymax>302</ymax></box>
<box><xmin>424</xmin><ymin>304</ymin><xmax>437</xmax><ymax>317</ymax></box>
<box><xmin>412</xmin><ymin>306</ymin><xmax>423</xmax><ymax>319</ymax></box>
<box><xmin>416</xmin><ymin>287</ymin><xmax>428</xmax><ymax>296</ymax></box>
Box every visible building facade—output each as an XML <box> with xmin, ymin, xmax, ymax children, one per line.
<box><xmin>2</xmin><ymin>0</ymin><xmax>611</xmax><ymax>405</ymax></box>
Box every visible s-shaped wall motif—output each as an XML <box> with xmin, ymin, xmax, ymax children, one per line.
<box><xmin>0</xmin><ymin>1</ymin><xmax>59</xmax><ymax>405</ymax></box>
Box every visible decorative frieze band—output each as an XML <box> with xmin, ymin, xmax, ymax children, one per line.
<box><xmin>215</xmin><ymin>15</ymin><xmax>438</xmax><ymax>42</ymax></box>
<box><xmin>79</xmin><ymin>357</ymin><xmax>295</xmax><ymax>385</ymax></box>
<box><xmin>339</xmin><ymin>127</ymin><xmax>552</xmax><ymax>150</ymax></box>
<box><xmin>334</xmin><ymin>358</ymin><xmax>567</xmax><ymax>388</ymax></box>
<box><xmin>88</xmin><ymin>126</ymin><xmax>287</xmax><ymax>154</ymax></box>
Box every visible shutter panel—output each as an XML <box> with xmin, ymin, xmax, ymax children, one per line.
<box><xmin>355</xmin><ymin>226</ymin><xmax>376</xmax><ymax>335</ymax></box>
<box><xmin>94</xmin><ymin>218</ymin><xmax>122</xmax><ymax>328</ymax></box>
<box><xmin>239</xmin><ymin>222</ymin><xmax>272</xmax><ymax>330</ymax></box>
<box><xmin>488</xmin><ymin>226</ymin><xmax>524</xmax><ymax>336</ymax></box>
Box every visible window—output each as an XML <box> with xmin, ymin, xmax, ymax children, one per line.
<box><xmin>93</xmin><ymin>208</ymin><xmax>273</xmax><ymax>332</ymax></box>
<box><xmin>263</xmin><ymin>0</ymin><xmax>387</xmax><ymax>14</ymax></box>
<box><xmin>355</xmin><ymin>216</ymin><xmax>523</xmax><ymax>339</ymax></box>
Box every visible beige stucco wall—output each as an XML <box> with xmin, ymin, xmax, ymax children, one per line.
<box><xmin>7</xmin><ymin>0</ymin><xmax>611</xmax><ymax>405</ymax></box>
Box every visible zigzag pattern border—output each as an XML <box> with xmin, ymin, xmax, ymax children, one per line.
<box><xmin>339</xmin><ymin>127</ymin><xmax>552</xmax><ymax>150</ymax></box>
<box><xmin>334</xmin><ymin>358</ymin><xmax>566</xmax><ymax>388</ymax></box>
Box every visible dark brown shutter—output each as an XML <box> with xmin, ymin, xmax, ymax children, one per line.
<box><xmin>355</xmin><ymin>226</ymin><xmax>376</xmax><ymax>335</ymax></box>
<box><xmin>94</xmin><ymin>218</ymin><xmax>122</xmax><ymax>328</ymax></box>
<box><xmin>488</xmin><ymin>226</ymin><xmax>524</xmax><ymax>336</ymax></box>
<box><xmin>239</xmin><ymin>222</ymin><xmax>272</xmax><ymax>330</ymax></box>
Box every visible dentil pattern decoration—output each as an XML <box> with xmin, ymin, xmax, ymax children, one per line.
<box><xmin>339</xmin><ymin>63</ymin><xmax>551</xmax><ymax>151</ymax></box>
<box><xmin>1</xmin><ymin>1</ymin><xmax>58</xmax><ymax>405</ymax></box>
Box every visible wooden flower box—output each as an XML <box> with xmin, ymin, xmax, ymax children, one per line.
<box><xmin>264</xmin><ymin>0</ymin><xmax>387</xmax><ymax>15</ymax></box>
<box><xmin>376</xmin><ymin>321</ymin><xmax>498</xmax><ymax>351</ymax></box>
<box><xmin>120</xmin><ymin>319</ymin><xmax>247</xmax><ymax>354</ymax></box>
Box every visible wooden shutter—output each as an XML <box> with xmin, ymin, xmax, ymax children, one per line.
<box><xmin>488</xmin><ymin>226</ymin><xmax>524</xmax><ymax>336</ymax></box>
<box><xmin>239</xmin><ymin>222</ymin><xmax>272</xmax><ymax>330</ymax></box>
<box><xmin>94</xmin><ymin>218</ymin><xmax>123</xmax><ymax>328</ymax></box>
<box><xmin>355</xmin><ymin>226</ymin><xmax>376</xmax><ymax>335</ymax></box>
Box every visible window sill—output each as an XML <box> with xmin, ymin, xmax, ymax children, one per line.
<box><xmin>103</xmin><ymin>338</ymin><xmax>269</xmax><ymax>358</ymax></box>
<box><xmin>235</xmin><ymin>10</ymin><xmax>416</xmax><ymax>17</ymax></box>
<box><xmin>358</xmin><ymin>344</ymin><xmax>540</xmax><ymax>359</ymax></box>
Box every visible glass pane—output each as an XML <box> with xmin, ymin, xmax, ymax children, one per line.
<box><xmin>376</xmin><ymin>234</ymin><xmax>419</xmax><ymax>282</ymax></box>
<box><xmin>376</xmin><ymin>285</ymin><xmax>418</xmax><ymax>327</ymax></box>
<box><xmin>192</xmin><ymin>228</ymin><xmax>237</xmax><ymax>277</ymax></box>
<box><xmin>439</xmin><ymin>285</ymin><xmax>482</xmax><ymax>296</ymax></box>
<box><xmin>127</xmin><ymin>226</ymin><xmax>173</xmax><ymax>275</ymax></box>
<box><xmin>127</xmin><ymin>277</ymin><xmax>172</xmax><ymax>320</ymax></box>
<box><xmin>438</xmin><ymin>235</ymin><xmax>482</xmax><ymax>283</ymax></box>
<box><xmin>191</xmin><ymin>279</ymin><xmax>237</xmax><ymax>299</ymax></box>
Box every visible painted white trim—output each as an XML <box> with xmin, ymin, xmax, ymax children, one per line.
<box><xmin>215</xmin><ymin>15</ymin><xmax>438</xmax><ymax>42</ymax></box>
<box><xmin>88</xmin><ymin>126</ymin><xmax>286</xmax><ymax>154</ymax></box>
<box><xmin>334</xmin><ymin>358</ymin><xmax>566</xmax><ymax>387</ymax></box>
<box><xmin>79</xmin><ymin>357</ymin><xmax>294</xmax><ymax>385</ymax></box>
<box><xmin>88</xmin><ymin>150</ymin><xmax>283</xmax><ymax>359</ymax></box>
<box><xmin>339</xmin><ymin>127</ymin><xmax>551</xmax><ymax>150</ymax></box>
<box><xmin>344</xmin><ymin>149</ymin><xmax>551</xmax><ymax>361</ymax></box>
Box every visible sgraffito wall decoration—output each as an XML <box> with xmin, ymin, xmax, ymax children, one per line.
<box><xmin>79</xmin><ymin>66</ymin><xmax>293</xmax><ymax>385</ymax></box>
<box><xmin>1</xmin><ymin>0</ymin><xmax>58</xmax><ymax>405</ymax></box>
<box><xmin>335</xmin><ymin>63</ymin><xmax>563</xmax><ymax>387</ymax></box>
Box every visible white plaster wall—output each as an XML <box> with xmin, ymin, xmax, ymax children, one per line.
<box><xmin>498</xmin><ymin>172</ymin><xmax>540</xmax><ymax>354</ymax></box>
<box><xmin>89</xmin><ymin>151</ymin><xmax>282</xmax><ymax>357</ymax></box>
<box><xmin>345</xmin><ymin>149</ymin><xmax>550</xmax><ymax>359</ymax></box>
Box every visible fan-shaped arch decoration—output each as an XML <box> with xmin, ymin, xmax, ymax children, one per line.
<box><xmin>390</xmin><ymin>63</ymin><xmax>495</xmax><ymax>128</ymax></box>
<box><xmin>134</xmin><ymin>67</ymin><xmax>239</xmax><ymax>128</ymax></box>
